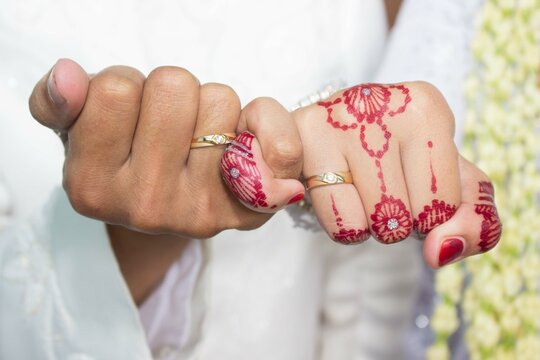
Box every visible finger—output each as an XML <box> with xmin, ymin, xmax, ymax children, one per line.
<box><xmin>237</xmin><ymin>97</ymin><xmax>303</xmax><ymax>180</ymax></box>
<box><xmin>423</xmin><ymin>156</ymin><xmax>502</xmax><ymax>268</ymax></box>
<box><xmin>186</xmin><ymin>83</ymin><xmax>241</xmax><ymax>170</ymax></box>
<box><xmin>308</xmin><ymin>85</ymin><xmax>414</xmax><ymax>244</ymax></box>
<box><xmin>407</xmin><ymin>140</ymin><xmax>460</xmax><ymax>235</ymax></box>
<box><xmin>397</xmin><ymin>82</ymin><xmax>460</xmax><ymax>235</ymax></box>
<box><xmin>130</xmin><ymin>66</ymin><xmax>199</xmax><ymax>173</ymax></box>
<box><xmin>29</xmin><ymin>58</ymin><xmax>90</xmax><ymax>131</ymax></box>
<box><xmin>350</xmin><ymin>146</ymin><xmax>413</xmax><ymax>244</ymax></box>
<box><xmin>221</xmin><ymin>131</ymin><xmax>305</xmax><ymax>213</ymax></box>
<box><xmin>295</xmin><ymin>106</ymin><xmax>369</xmax><ymax>245</ymax></box>
<box><xmin>67</xmin><ymin>66</ymin><xmax>145</xmax><ymax>170</ymax></box>
<box><xmin>401</xmin><ymin>140</ymin><xmax>460</xmax><ymax>236</ymax></box>
<box><xmin>185</xmin><ymin>83</ymin><xmax>244</xmax><ymax>218</ymax></box>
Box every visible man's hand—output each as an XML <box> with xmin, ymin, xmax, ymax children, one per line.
<box><xmin>29</xmin><ymin>59</ymin><xmax>304</xmax><ymax>238</ymax></box>
<box><xmin>28</xmin><ymin>59</ymin><xmax>305</xmax><ymax>303</ymax></box>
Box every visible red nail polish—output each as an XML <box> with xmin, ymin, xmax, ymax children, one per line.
<box><xmin>287</xmin><ymin>193</ymin><xmax>304</xmax><ymax>205</ymax></box>
<box><xmin>438</xmin><ymin>238</ymin><xmax>464</xmax><ymax>266</ymax></box>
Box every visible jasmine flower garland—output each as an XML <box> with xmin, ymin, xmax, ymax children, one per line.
<box><xmin>428</xmin><ymin>0</ymin><xmax>540</xmax><ymax>358</ymax></box>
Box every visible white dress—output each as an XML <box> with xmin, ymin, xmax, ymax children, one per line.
<box><xmin>0</xmin><ymin>0</ymin><xmax>482</xmax><ymax>359</ymax></box>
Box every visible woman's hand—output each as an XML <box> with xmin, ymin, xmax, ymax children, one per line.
<box><xmin>224</xmin><ymin>82</ymin><xmax>501</xmax><ymax>268</ymax></box>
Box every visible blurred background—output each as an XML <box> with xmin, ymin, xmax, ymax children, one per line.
<box><xmin>429</xmin><ymin>1</ymin><xmax>540</xmax><ymax>358</ymax></box>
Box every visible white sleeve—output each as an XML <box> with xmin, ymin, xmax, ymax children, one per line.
<box><xmin>0</xmin><ymin>187</ymin><xmax>152</xmax><ymax>360</ymax></box>
<box><xmin>138</xmin><ymin>240</ymin><xmax>203</xmax><ymax>359</ymax></box>
<box><xmin>374</xmin><ymin>0</ymin><xmax>484</xmax><ymax>147</ymax></box>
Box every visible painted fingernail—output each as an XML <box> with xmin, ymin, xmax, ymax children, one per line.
<box><xmin>47</xmin><ymin>62</ymin><xmax>66</xmax><ymax>106</ymax></box>
<box><xmin>287</xmin><ymin>193</ymin><xmax>304</xmax><ymax>205</ymax></box>
<box><xmin>438</xmin><ymin>237</ymin><xmax>465</xmax><ymax>266</ymax></box>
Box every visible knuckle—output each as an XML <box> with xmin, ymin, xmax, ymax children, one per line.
<box><xmin>247</xmin><ymin>96</ymin><xmax>280</xmax><ymax>114</ymax></box>
<box><xmin>147</xmin><ymin>66</ymin><xmax>199</xmax><ymax>93</ymax></box>
<box><xmin>199</xmin><ymin>83</ymin><xmax>241</xmax><ymax>112</ymax></box>
<box><xmin>63</xmin><ymin>173</ymin><xmax>105</xmax><ymax>218</ymax></box>
<box><xmin>92</xmin><ymin>66</ymin><xmax>144</xmax><ymax>106</ymax></box>
<box><xmin>268</xmin><ymin>138</ymin><xmax>303</xmax><ymax>168</ymax></box>
<box><xmin>407</xmin><ymin>81</ymin><xmax>455</xmax><ymax>132</ymax></box>
<box><xmin>200</xmin><ymin>83</ymin><xmax>240</xmax><ymax>104</ymax></box>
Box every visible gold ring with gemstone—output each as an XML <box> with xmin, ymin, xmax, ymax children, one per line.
<box><xmin>190</xmin><ymin>133</ymin><xmax>236</xmax><ymax>148</ymax></box>
<box><xmin>305</xmin><ymin>171</ymin><xmax>353</xmax><ymax>190</ymax></box>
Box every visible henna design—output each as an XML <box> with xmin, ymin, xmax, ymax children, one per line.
<box><xmin>330</xmin><ymin>194</ymin><xmax>370</xmax><ymax>245</ymax></box>
<box><xmin>428</xmin><ymin>141</ymin><xmax>437</xmax><ymax>194</ymax></box>
<box><xmin>370</xmin><ymin>194</ymin><xmax>412</xmax><ymax>243</ymax></box>
<box><xmin>413</xmin><ymin>199</ymin><xmax>457</xmax><ymax>234</ymax></box>
<box><xmin>478</xmin><ymin>181</ymin><xmax>494</xmax><ymax>202</ymax></box>
<box><xmin>221</xmin><ymin>132</ymin><xmax>269</xmax><ymax>208</ymax></box>
<box><xmin>318</xmin><ymin>84</ymin><xmax>412</xmax><ymax>240</ymax></box>
<box><xmin>475</xmin><ymin>181</ymin><xmax>502</xmax><ymax>252</ymax></box>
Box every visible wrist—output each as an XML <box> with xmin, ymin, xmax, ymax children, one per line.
<box><xmin>107</xmin><ymin>224</ymin><xmax>190</xmax><ymax>305</ymax></box>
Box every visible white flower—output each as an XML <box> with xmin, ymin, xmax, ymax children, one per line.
<box><xmin>431</xmin><ymin>302</ymin><xmax>459</xmax><ymax>335</ymax></box>
<box><xmin>471</xmin><ymin>312</ymin><xmax>501</xmax><ymax>348</ymax></box>
<box><xmin>515</xmin><ymin>335</ymin><xmax>540</xmax><ymax>359</ymax></box>
<box><xmin>426</xmin><ymin>342</ymin><xmax>449</xmax><ymax>360</ymax></box>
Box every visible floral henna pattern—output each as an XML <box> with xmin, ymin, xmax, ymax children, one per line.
<box><xmin>475</xmin><ymin>181</ymin><xmax>502</xmax><ymax>252</ymax></box>
<box><xmin>330</xmin><ymin>194</ymin><xmax>370</xmax><ymax>245</ymax></box>
<box><xmin>319</xmin><ymin>84</ymin><xmax>412</xmax><ymax>241</ymax></box>
<box><xmin>370</xmin><ymin>194</ymin><xmax>413</xmax><ymax>244</ymax></box>
<box><xmin>221</xmin><ymin>132</ymin><xmax>269</xmax><ymax>208</ymax></box>
<box><xmin>413</xmin><ymin>199</ymin><xmax>457</xmax><ymax>234</ymax></box>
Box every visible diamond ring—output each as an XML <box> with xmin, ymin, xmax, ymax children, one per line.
<box><xmin>190</xmin><ymin>133</ymin><xmax>236</xmax><ymax>149</ymax></box>
<box><xmin>305</xmin><ymin>171</ymin><xmax>353</xmax><ymax>190</ymax></box>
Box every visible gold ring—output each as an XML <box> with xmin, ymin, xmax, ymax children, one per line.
<box><xmin>191</xmin><ymin>133</ymin><xmax>236</xmax><ymax>148</ymax></box>
<box><xmin>305</xmin><ymin>171</ymin><xmax>353</xmax><ymax>190</ymax></box>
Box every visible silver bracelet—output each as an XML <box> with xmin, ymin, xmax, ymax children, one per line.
<box><xmin>290</xmin><ymin>83</ymin><xmax>344</xmax><ymax>111</ymax></box>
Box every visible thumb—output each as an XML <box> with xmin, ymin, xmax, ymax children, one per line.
<box><xmin>221</xmin><ymin>131</ymin><xmax>305</xmax><ymax>213</ymax></box>
<box><xmin>423</xmin><ymin>156</ymin><xmax>502</xmax><ymax>268</ymax></box>
<box><xmin>237</xmin><ymin>97</ymin><xmax>304</xmax><ymax>180</ymax></box>
<box><xmin>29</xmin><ymin>58</ymin><xmax>89</xmax><ymax>131</ymax></box>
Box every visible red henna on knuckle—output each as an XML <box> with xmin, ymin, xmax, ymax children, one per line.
<box><xmin>221</xmin><ymin>132</ymin><xmax>269</xmax><ymax>209</ymax></box>
<box><xmin>474</xmin><ymin>181</ymin><xmax>502</xmax><ymax>252</ymax></box>
<box><xmin>413</xmin><ymin>199</ymin><xmax>457</xmax><ymax>234</ymax></box>
<box><xmin>330</xmin><ymin>194</ymin><xmax>370</xmax><ymax>245</ymax></box>
<box><xmin>370</xmin><ymin>194</ymin><xmax>413</xmax><ymax>244</ymax></box>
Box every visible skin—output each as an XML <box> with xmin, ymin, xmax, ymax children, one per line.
<box><xmin>238</xmin><ymin>83</ymin><xmax>501</xmax><ymax>269</ymax></box>
<box><xmin>29</xmin><ymin>60</ymin><xmax>304</xmax><ymax>304</ymax></box>
<box><xmin>29</xmin><ymin>62</ymin><xmax>502</xmax><ymax>305</ymax></box>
